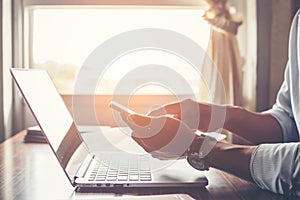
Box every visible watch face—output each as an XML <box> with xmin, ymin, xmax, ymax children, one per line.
<box><xmin>187</xmin><ymin>155</ymin><xmax>208</xmax><ymax>171</ymax></box>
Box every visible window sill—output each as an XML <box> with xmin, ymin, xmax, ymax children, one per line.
<box><xmin>61</xmin><ymin>94</ymin><xmax>194</xmax><ymax>126</ymax></box>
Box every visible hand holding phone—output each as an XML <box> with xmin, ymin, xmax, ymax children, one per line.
<box><xmin>109</xmin><ymin>101</ymin><xmax>136</xmax><ymax>116</ymax></box>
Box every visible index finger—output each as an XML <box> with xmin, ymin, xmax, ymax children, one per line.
<box><xmin>147</xmin><ymin>102</ymin><xmax>181</xmax><ymax>116</ymax></box>
<box><xmin>120</xmin><ymin>113</ymin><xmax>151</xmax><ymax>132</ymax></box>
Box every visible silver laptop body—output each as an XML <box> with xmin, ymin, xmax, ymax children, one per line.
<box><xmin>11</xmin><ymin>68</ymin><xmax>208</xmax><ymax>190</ymax></box>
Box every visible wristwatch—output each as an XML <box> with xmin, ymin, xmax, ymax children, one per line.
<box><xmin>186</xmin><ymin>136</ymin><xmax>210</xmax><ymax>171</ymax></box>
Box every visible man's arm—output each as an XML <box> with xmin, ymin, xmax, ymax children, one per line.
<box><xmin>123</xmin><ymin>113</ymin><xmax>300</xmax><ymax>196</ymax></box>
<box><xmin>149</xmin><ymin>99</ymin><xmax>284</xmax><ymax>144</ymax></box>
<box><xmin>224</xmin><ymin>106</ymin><xmax>283</xmax><ymax>144</ymax></box>
<box><xmin>204</xmin><ymin>141</ymin><xmax>300</xmax><ymax>196</ymax></box>
<box><xmin>203</xmin><ymin>141</ymin><xmax>256</xmax><ymax>181</ymax></box>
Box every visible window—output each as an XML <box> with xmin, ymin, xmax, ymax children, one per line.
<box><xmin>18</xmin><ymin>1</ymin><xmax>254</xmax><ymax>127</ymax></box>
<box><xmin>26</xmin><ymin>5</ymin><xmax>210</xmax><ymax>97</ymax></box>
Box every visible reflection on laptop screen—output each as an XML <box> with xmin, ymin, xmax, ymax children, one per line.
<box><xmin>11</xmin><ymin>69</ymin><xmax>89</xmax><ymax>182</ymax></box>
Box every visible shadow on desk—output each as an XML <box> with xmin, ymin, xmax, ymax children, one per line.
<box><xmin>76</xmin><ymin>187</ymin><xmax>211</xmax><ymax>200</ymax></box>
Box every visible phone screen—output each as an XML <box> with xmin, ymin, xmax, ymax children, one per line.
<box><xmin>109</xmin><ymin>101</ymin><xmax>136</xmax><ymax>116</ymax></box>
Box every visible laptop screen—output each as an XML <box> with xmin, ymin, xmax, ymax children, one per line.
<box><xmin>11</xmin><ymin>69</ymin><xmax>90</xmax><ymax>184</ymax></box>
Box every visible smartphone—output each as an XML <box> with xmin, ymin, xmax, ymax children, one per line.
<box><xmin>109</xmin><ymin>101</ymin><xmax>136</xmax><ymax>116</ymax></box>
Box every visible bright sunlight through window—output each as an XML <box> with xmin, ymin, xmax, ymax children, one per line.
<box><xmin>31</xmin><ymin>8</ymin><xmax>210</xmax><ymax>95</ymax></box>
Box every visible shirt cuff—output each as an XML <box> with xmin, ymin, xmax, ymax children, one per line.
<box><xmin>264</xmin><ymin>107</ymin><xmax>299</xmax><ymax>142</ymax></box>
<box><xmin>250</xmin><ymin>143</ymin><xmax>300</xmax><ymax>195</ymax></box>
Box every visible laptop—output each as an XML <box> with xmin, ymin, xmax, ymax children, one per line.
<box><xmin>11</xmin><ymin>68</ymin><xmax>208</xmax><ymax>190</ymax></box>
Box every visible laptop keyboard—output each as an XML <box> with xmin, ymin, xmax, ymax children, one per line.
<box><xmin>88</xmin><ymin>155</ymin><xmax>152</xmax><ymax>182</ymax></box>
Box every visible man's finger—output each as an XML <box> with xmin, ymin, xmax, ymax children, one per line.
<box><xmin>121</xmin><ymin>113</ymin><xmax>155</xmax><ymax>138</ymax></box>
<box><xmin>147</xmin><ymin>102</ymin><xmax>181</xmax><ymax>116</ymax></box>
<box><xmin>120</xmin><ymin>113</ymin><xmax>150</xmax><ymax>128</ymax></box>
<box><xmin>129</xmin><ymin>114</ymin><xmax>151</xmax><ymax>127</ymax></box>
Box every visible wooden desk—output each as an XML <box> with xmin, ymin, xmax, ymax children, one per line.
<box><xmin>0</xmin><ymin>131</ymin><xmax>291</xmax><ymax>200</ymax></box>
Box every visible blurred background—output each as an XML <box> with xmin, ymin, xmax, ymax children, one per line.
<box><xmin>1</xmin><ymin>0</ymin><xmax>300</xmax><ymax>142</ymax></box>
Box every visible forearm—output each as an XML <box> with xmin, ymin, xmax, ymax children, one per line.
<box><xmin>204</xmin><ymin>142</ymin><xmax>300</xmax><ymax>196</ymax></box>
<box><xmin>224</xmin><ymin>106</ymin><xmax>283</xmax><ymax>144</ymax></box>
<box><xmin>204</xmin><ymin>141</ymin><xmax>256</xmax><ymax>181</ymax></box>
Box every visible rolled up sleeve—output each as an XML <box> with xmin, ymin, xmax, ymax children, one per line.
<box><xmin>250</xmin><ymin>143</ymin><xmax>300</xmax><ymax>196</ymax></box>
<box><xmin>265</xmin><ymin>105</ymin><xmax>299</xmax><ymax>142</ymax></box>
<box><xmin>263</xmin><ymin>61</ymin><xmax>299</xmax><ymax>142</ymax></box>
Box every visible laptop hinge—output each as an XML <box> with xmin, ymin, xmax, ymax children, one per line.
<box><xmin>75</xmin><ymin>153</ymin><xmax>94</xmax><ymax>179</ymax></box>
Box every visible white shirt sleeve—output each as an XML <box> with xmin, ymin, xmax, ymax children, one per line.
<box><xmin>250</xmin><ymin>143</ymin><xmax>300</xmax><ymax>196</ymax></box>
<box><xmin>264</xmin><ymin>63</ymin><xmax>299</xmax><ymax>142</ymax></box>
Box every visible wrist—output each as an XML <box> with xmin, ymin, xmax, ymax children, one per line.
<box><xmin>204</xmin><ymin>142</ymin><xmax>222</xmax><ymax>167</ymax></box>
<box><xmin>186</xmin><ymin>135</ymin><xmax>215</xmax><ymax>171</ymax></box>
<box><xmin>187</xmin><ymin>135</ymin><xmax>203</xmax><ymax>154</ymax></box>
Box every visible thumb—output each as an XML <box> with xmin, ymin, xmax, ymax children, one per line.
<box><xmin>128</xmin><ymin>114</ymin><xmax>151</xmax><ymax>127</ymax></box>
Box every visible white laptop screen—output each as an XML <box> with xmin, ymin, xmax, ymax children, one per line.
<box><xmin>11</xmin><ymin>69</ymin><xmax>90</xmax><ymax>184</ymax></box>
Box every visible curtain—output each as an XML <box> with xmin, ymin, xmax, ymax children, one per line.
<box><xmin>202</xmin><ymin>0</ymin><xmax>243</xmax><ymax>106</ymax></box>
<box><xmin>0</xmin><ymin>0</ymin><xmax>13</xmax><ymax>143</ymax></box>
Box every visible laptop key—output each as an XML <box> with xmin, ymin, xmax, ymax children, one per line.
<box><xmin>129</xmin><ymin>175</ymin><xmax>139</xmax><ymax>181</ymax></box>
<box><xmin>95</xmin><ymin>177</ymin><xmax>106</xmax><ymax>181</ymax></box>
<box><xmin>107</xmin><ymin>176</ymin><xmax>117</xmax><ymax>181</ymax></box>
<box><xmin>117</xmin><ymin>175</ymin><xmax>128</xmax><ymax>181</ymax></box>
<box><xmin>140</xmin><ymin>177</ymin><xmax>152</xmax><ymax>181</ymax></box>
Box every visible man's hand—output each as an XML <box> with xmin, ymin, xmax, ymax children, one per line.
<box><xmin>121</xmin><ymin>113</ymin><xmax>196</xmax><ymax>160</ymax></box>
<box><xmin>147</xmin><ymin>99</ymin><xmax>227</xmax><ymax>132</ymax></box>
